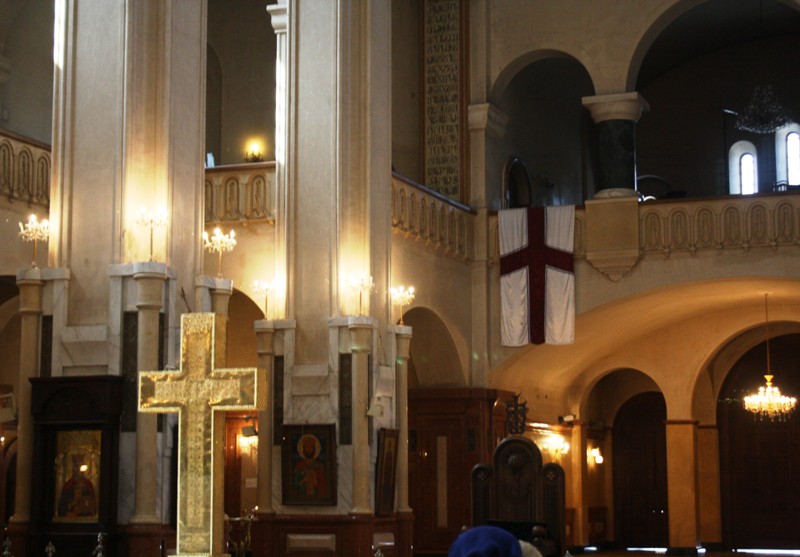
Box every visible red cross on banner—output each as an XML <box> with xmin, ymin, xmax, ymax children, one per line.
<box><xmin>499</xmin><ymin>206</ymin><xmax>575</xmax><ymax>345</ymax></box>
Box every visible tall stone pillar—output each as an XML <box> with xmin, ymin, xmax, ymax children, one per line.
<box><xmin>665</xmin><ymin>421</ymin><xmax>700</xmax><ymax>553</ymax></box>
<box><xmin>129</xmin><ymin>265</ymin><xmax>165</xmax><ymax>525</ymax></box>
<box><xmin>567</xmin><ymin>421</ymin><xmax>590</xmax><ymax>547</ymax></box>
<box><xmin>348</xmin><ymin>319</ymin><xmax>373</xmax><ymax>514</ymax></box>
<box><xmin>391</xmin><ymin>325</ymin><xmax>412</xmax><ymax>513</ymax></box>
<box><xmin>253</xmin><ymin>321</ymin><xmax>275</xmax><ymax>514</ymax></box>
<box><xmin>467</xmin><ymin>103</ymin><xmax>507</xmax><ymax>387</ymax></box>
<box><xmin>392</xmin><ymin>324</ymin><xmax>413</xmax><ymax>555</ymax></box>
<box><xmin>10</xmin><ymin>268</ymin><xmax>45</xmax><ymax>526</ymax></box>
<box><xmin>582</xmin><ymin>92</ymin><xmax>648</xmax><ymax>197</ymax></box>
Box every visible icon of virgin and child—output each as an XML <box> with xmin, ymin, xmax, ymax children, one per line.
<box><xmin>57</xmin><ymin>452</ymin><xmax>97</xmax><ymax>519</ymax></box>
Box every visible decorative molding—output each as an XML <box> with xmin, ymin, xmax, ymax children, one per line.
<box><xmin>204</xmin><ymin>162</ymin><xmax>276</xmax><ymax>225</ymax></box>
<box><xmin>582</xmin><ymin>92</ymin><xmax>649</xmax><ymax>123</ymax></box>
<box><xmin>0</xmin><ymin>130</ymin><xmax>51</xmax><ymax>207</ymax></box>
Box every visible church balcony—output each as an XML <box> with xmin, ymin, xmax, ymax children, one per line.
<box><xmin>0</xmin><ymin>128</ymin><xmax>51</xmax><ymax>209</ymax></box>
<box><xmin>204</xmin><ymin>161</ymin><xmax>276</xmax><ymax>225</ymax></box>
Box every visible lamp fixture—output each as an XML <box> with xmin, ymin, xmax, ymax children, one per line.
<box><xmin>136</xmin><ymin>207</ymin><xmax>168</xmax><ymax>262</ymax></box>
<box><xmin>735</xmin><ymin>86</ymin><xmax>790</xmax><ymax>135</ymax></box>
<box><xmin>348</xmin><ymin>273</ymin><xmax>374</xmax><ymax>316</ymax></box>
<box><xmin>18</xmin><ymin>214</ymin><xmax>50</xmax><ymax>267</ymax></box>
<box><xmin>743</xmin><ymin>294</ymin><xmax>796</xmax><ymax>421</ymax></box>
<box><xmin>244</xmin><ymin>140</ymin><xmax>264</xmax><ymax>163</ymax></box>
<box><xmin>253</xmin><ymin>280</ymin><xmax>274</xmax><ymax>319</ymax></box>
<box><xmin>590</xmin><ymin>447</ymin><xmax>604</xmax><ymax>465</ymax></box>
<box><xmin>390</xmin><ymin>285</ymin><xmax>415</xmax><ymax>325</ymax></box>
<box><xmin>542</xmin><ymin>435</ymin><xmax>569</xmax><ymax>460</ymax></box>
<box><xmin>203</xmin><ymin>227</ymin><xmax>237</xmax><ymax>277</ymax></box>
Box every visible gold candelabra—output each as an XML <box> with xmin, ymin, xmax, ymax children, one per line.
<box><xmin>390</xmin><ymin>285</ymin><xmax>415</xmax><ymax>325</ymax></box>
<box><xmin>18</xmin><ymin>214</ymin><xmax>50</xmax><ymax>267</ymax></box>
<box><xmin>203</xmin><ymin>227</ymin><xmax>237</xmax><ymax>277</ymax></box>
<box><xmin>253</xmin><ymin>280</ymin><xmax>274</xmax><ymax>319</ymax></box>
<box><xmin>136</xmin><ymin>207</ymin><xmax>168</xmax><ymax>262</ymax></box>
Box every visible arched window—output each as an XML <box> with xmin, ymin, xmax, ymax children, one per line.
<box><xmin>729</xmin><ymin>140</ymin><xmax>758</xmax><ymax>195</ymax></box>
<box><xmin>740</xmin><ymin>153</ymin><xmax>756</xmax><ymax>195</ymax></box>
<box><xmin>774</xmin><ymin>123</ymin><xmax>800</xmax><ymax>188</ymax></box>
<box><xmin>788</xmin><ymin>132</ymin><xmax>800</xmax><ymax>185</ymax></box>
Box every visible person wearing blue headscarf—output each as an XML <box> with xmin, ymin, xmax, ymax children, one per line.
<box><xmin>448</xmin><ymin>525</ymin><xmax>524</xmax><ymax>557</ymax></box>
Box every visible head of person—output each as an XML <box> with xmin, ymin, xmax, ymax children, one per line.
<box><xmin>448</xmin><ymin>525</ymin><xmax>523</xmax><ymax>557</ymax></box>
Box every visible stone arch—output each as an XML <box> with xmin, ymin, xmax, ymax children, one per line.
<box><xmin>626</xmin><ymin>0</ymin><xmax>707</xmax><ymax>91</ymax></box>
<box><xmin>489</xmin><ymin>49</ymin><xmax>587</xmax><ymax>104</ymax></box>
<box><xmin>491</xmin><ymin>51</ymin><xmax>595</xmax><ymax>206</ymax></box>
<box><xmin>403</xmin><ymin>306</ymin><xmax>467</xmax><ymax>389</ymax></box>
<box><xmin>225</xmin><ymin>288</ymin><xmax>262</xmax><ymax>369</ymax></box>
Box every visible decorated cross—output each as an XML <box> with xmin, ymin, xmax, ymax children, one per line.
<box><xmin>139</xmin><ymin>313</ymin><xmax>264</xmax><ymax>556</ymax></box>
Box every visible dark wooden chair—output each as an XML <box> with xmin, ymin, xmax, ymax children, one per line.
<box><xmin>471</xmin><ymin>436</ymin><xmax>566</xmax><ymax>557</ymax></box>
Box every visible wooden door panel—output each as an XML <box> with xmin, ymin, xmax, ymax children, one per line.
<box><xmin>720</xmin><ymin>335</ymin><xmax>800</xmax><ymax>549</ymax></box>
<box><xmin>613</xmin><ymin>392</ymin><xmax>668</xmax><ymax>548</ymax></box>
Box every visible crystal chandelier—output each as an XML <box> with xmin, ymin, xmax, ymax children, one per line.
<box><xmin>735</xmin><ymin>86</ymin><xmax>790</xmax><ymax>135</ymax></box>
<box><xmin>743</xmin><ymin>294</ymin><xmax>796</xmax><ymax>421</ymax></box>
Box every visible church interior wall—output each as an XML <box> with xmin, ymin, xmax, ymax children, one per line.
<box><xmin>391</xmin><ymin>0</ymin><xmax>422</xmax><ymax>183</ymax></box>
<box><xmin>0</xmin><ymin>0</ymin><xmax>53</xmax><ymax>145</ymax></box>
<box><xmin>637</xmin><ymin>34</ymin><xmax>800</xmax><ymax>198</ymax></box>
<box><xmin>206</xmin><ymin>0</ymin><xmax>276</xmax><ymax>166</ymax></box>
<box><xmin>0</xmin><ymin>301</ymin><xmax>20</xmax><ymax>392</ymax></box>
<box><xmin>496</xmin><ymin>55</ymin><xmax>596</xmax><ymax>207</ymax></box>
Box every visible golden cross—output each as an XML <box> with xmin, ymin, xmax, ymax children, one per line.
<box><xmin>139</xmin><ymin>313</ymin><xmax>264</xmax><ymax>557</ymax></box>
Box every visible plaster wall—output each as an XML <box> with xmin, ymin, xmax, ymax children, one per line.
<box><xmin>1</xmin><ymin>0</ymin><xmax>53</xmax><ymax>144</ymax></box>
<box><xmin>207</xmin><ymin>0</ymin><xmax>276</xmax><ymax>165</ymax></box>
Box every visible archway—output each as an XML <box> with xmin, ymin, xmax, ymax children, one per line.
<box><xmin>494</xmin><ymin>54</ymin><xmax>595</xmax><ymax>206</ymax></box>
<box><xmin>403</xmin><ymin>306</ymin><xmax>465</xmax><ymax>388</ymax></box>
<box><xmin>718</xmin><ymin>333</ymin><xmax>800</xmax><ymax>549</ymax></box>
<box><xmin>613</xmin><ymin>391</ymin><xmax>668</xmax><ymax>549</ymax></box>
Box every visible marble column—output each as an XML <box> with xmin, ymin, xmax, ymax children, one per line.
<box><xmin>348</xmin><ymin>318</ymin><xmax>373</xmax><ymax>514</ymax></box>
<box><xmin>253</xmin><ymin>321</ymin><xmax>275</xmax><ymax>514</ymax></box>
<box><xmin>665</xmin><ymin>420</ymin><xmax>700</xmax><ymax>553</ymax></box>
<box><xmin>391</xmin><ymin>325</ymin><xmax>412</xmax><ymax>514</ymax></box>
<box><xmin>130</xmin><ymin>266</ymin><xmax>165</xmax><ymax>524</ymax></box>
<box><xmin>582</xmin><ymin>92</ymin><xmax>649</xmax><ymax>197</ymax></box>
<box><xmin>10</xmin><ymin>268</ymin><xmax>45</xmax><ymax>524</ymax></box>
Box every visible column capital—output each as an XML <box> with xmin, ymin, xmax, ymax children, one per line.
<box><xmin>134</xmin><ymin>270</ymin><xmax>166</xmax><ymax>310</ymax></box>
<box><xmin>253</xmin><ymin>322</ymin><xmax>275</xmax><ymax>356</ymax></box>
<box><xmin>582</xmin><ymin>92</ymin><xmax>649</xmax><ymax>123</ymax></box>
<box><xmin>468</xmin><ymin>103</ymin><xmax>508</xmax><ymax>138</ymax></box>
<box><xmin>267</xmin><ymin>0</ymin><xmax>288</xmax><ymax>34</ymax></box>
<box><xmin>347</xmin><ymin>317</ymin><xmax>374</xmax><ymax>354</ymax></box>
<box><xmin>16</xmin><ymin>269</ymin><xmax>45</xmax><ymax>315</ymax></box>
<box><xmin>389</xmin><ymin>324</ymin><xmax>412</xmax><ymax>362</ymax></box>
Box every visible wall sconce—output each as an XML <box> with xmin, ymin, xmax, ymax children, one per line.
<box><xmin>390</xmin><ymin>285</ymin><xmax>415</xmax><ymax>325</ymax></box>
<box><xmin>348</xmin><ymin>273</ymin><xmax>374</xmax><ymax>316</ymax></box>
<box><xmin>542</xmin><ymin>435</ymin><xmax>570</xmax><ymax>460</ymax></box>
<box><xmin>203</xmin><ymin>227</ymin><xmax>237</xmax><ymax>277</ymax></box>
<box><xmin>253</xmin><ymin>279</ymin><xmax>274</xmax><ymax>319</ymax></box>
<box><xmin>590</xmin><ymin>447</ymin><xmax>604</xmax><ymax>465</ymax></box>
<box><xmin>18</xmin><ymin>214</ymin><xmax>50</xmax><ymax>267</ymax></box>
<box><xmin>244</xmin><ymin>140</ymin><xmax>264</xmax><ymax>163</ymax></box>
<box><xmin>136</xmin><ymin>206</ymin><xmax>168</xmax><ymax>262</ymax></box>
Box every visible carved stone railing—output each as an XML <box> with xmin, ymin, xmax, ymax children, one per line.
<box><xmin>0</xmin><ymin>129</ymin><xmax>51</xmax><ymax>207</ymax></box>
<box><xmin>634</xmin><ymin>193</ymin><xmax>800</xmax><ymax>256</ymax></box>
<box><xmin>492</xmin><ymin>191</ymin><xmax>800</xmax><ymax>264</ymax></box>
<box><xmin>204</xmin><ymin>162</ymin><xmax>276</xmax><ymax>225</ymax></box>
<box><xmin>391</xmin><ymin>173</ymin><xmax>473</xmax><ymax>259</ymax></box>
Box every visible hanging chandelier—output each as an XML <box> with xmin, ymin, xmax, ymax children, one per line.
<box><xmin>735</xmin><ymin>86</ymin><xmax>790</xmax><ymax>135</ymax></box>
<box><xmin>743</xmin><ymin>294</ymin><xmax>796</xmax><ymax>421</ymax></box>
